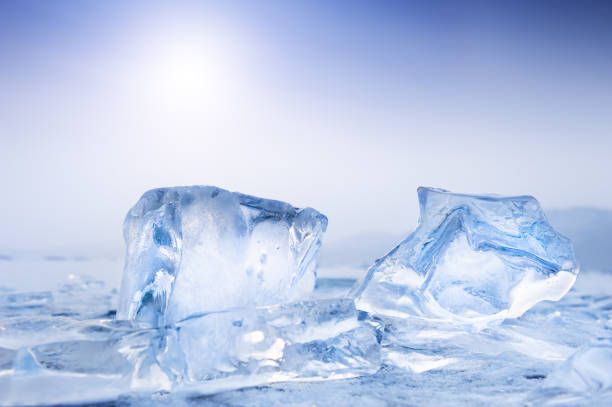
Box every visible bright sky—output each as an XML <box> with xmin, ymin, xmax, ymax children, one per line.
<box><xmin>1</xmin><ymin>1</ymin><xmax>611</xmax><ymax>257</ymax></box>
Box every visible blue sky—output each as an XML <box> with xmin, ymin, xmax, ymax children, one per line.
<box><xmin>1</xmin><ymin>1</ymin><xmax>611</xmax><ymax>256</ymax></box>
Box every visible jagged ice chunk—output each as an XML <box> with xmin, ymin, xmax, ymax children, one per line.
<box><xmin>352</xmin><ymin>187</ymin><xmax>578</xmax><ymax>324</ymax></box>
<box><xmin>163</xmin><ymin>299</ymin><xmax>381</xmax><ymax>384</ymax></box>
<box><xmin>117</xmin><ymin>186</ymin><xmax>328</xmax><ymax>325</ymax></box>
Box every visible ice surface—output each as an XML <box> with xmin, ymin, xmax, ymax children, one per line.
<box><xmin>352</xmin><ymin>187</ymin><xmax>579</xmax><ymax>324</ymax></box>
<box><xmin>117</xmin><ymin>186</ymin><xmax>328</xmax><ymax>326</ymax></box>
<box><xmin>1</xmin><ymin>271</ymin><xmax>611</xmax><ymax>406</ymax></box>
<box><xmin>527</xmin><ymin>340</ymin><xmax>612</xmax><ymax>406</ymax></box>
<box><xmin>0</xmin><ymin>285</ymin><xmax>380</xmax><ymax>405</ymax></box>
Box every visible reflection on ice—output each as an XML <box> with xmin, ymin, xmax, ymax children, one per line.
<box><xmin>383</xmin><ymin>350</ymin><xmax>459</xmax><ymax>373</ymax></box>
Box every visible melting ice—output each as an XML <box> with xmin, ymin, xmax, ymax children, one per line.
<box><xmin>1</xmin><ymin>186</ymin><xmax>610</xmax><ymax>407</ymax></box>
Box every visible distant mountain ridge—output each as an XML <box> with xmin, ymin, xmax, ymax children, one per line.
<box><xmin>318</xmin><ymin>231</ymin><xmax>406</xmax><ymax>269</ymax></box>
<box><xmin>547</xmin><ymin>208</ymin><xmax>612</xmax><ymax>272</ymax></box>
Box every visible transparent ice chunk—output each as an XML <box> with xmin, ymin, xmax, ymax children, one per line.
<box><xmin>117</xmin><ymin>186</ymin><xmax>328</xmax><ymax>326</ymax></box>
<box><xmin>352</xmin><ymin>187</ymin><xmax>578</xmax><ymax>324</ymax></box>
<box><xmin>152</xmin><ymin>298</ymin><xmax>381</xmax><ymax>385</ymax></box>
<box><xmin>0</xmin><ymin>322</ymin><xmax>154</xmax><ymax>405</ymax></box>
<box><xmin>1</xmin><ymin>298</ymin><xmax>381</xmax><ymax>405</ymax></box>
<box><xmin>24</xmin><ymin>340</ymin><xmax>133</xmax><ymax>375</ymax></box>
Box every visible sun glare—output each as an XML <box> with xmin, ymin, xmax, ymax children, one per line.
<box><xmin>159</xmin><ymin>43</ymin><xmax>213</xmax><ymax>95</ymax></box>
<box><xmin>143</xmin><ymin>36</ymin><xmax>232</xmax><ymax>112</ymax></box>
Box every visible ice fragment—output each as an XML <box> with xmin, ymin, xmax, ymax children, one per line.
<box><xmin>117</xmin><ymin>186</ymin><xmax>327</xmax><ymax>326</ymax></box>
<box><xmin>162</xmin><ymin>298</ymin><xmax>381</xmax><ymax>384</ymax></box>
<box><xmin>352</xmin><ymin>187</ymin><xmax>578</xmax><ymax>324</ymax></box>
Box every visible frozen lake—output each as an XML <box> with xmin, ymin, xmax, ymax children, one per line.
<box><xmin>0</xmin><ymin>257</ymin><xmax>611</xmax><ymax>406</ymax></box>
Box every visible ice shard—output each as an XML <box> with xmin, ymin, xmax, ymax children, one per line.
<box><xmin>117</xmin><ymin>186</ymin><xmax>328</xmax><ymax>326</ymax></box>
<box><xmin>352</xmin><ymin>187</ymin><xmax>578</xmax><ymax>324</ymax></box>
<box><xmin>0</xmin><ymin>299</ymin><xmax>381</xmax><ymax>406</ymax></box>
<box><xmin>545</xmin><ymin>341</ymin><xmax>612</xmax><ymax>393</ymax></box>
<box><xmin>528</xmin><ymin>341</ymin><xmax>612</xmax><ymax>405</ymax></box>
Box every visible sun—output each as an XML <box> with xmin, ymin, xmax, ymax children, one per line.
<box><xmin>159</xmin><ymin>43</ymin><xmax>212</xmax><ymax>95</ymax></box>
<box><xmin>148</xmin><ymin>37</ymin><xmax>227</xmax><ymax>112</ymax></box>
